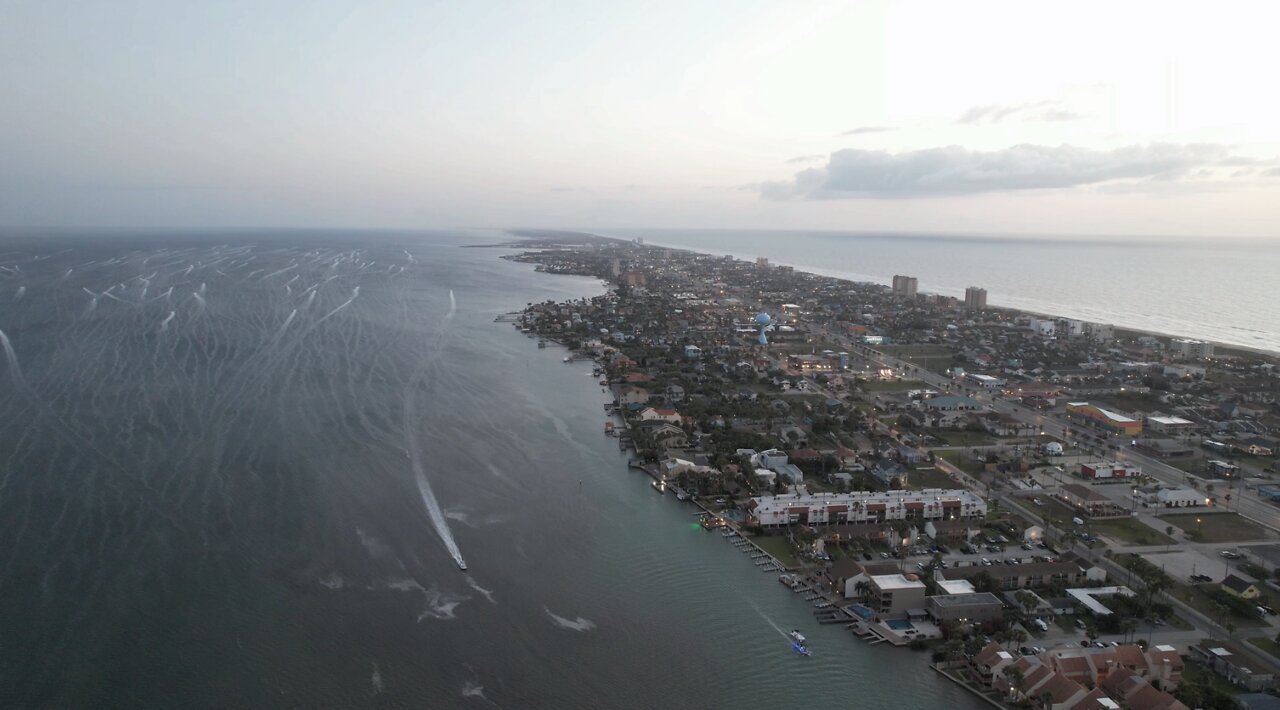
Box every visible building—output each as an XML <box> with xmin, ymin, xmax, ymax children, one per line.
<box><xmin>964</xmin><ymin>373</ymin><xmax>1006</xmax><ymax>389</ymax></box>
<box><xmin>617</xmin><ymin>271</ymin><xmax>646</xmax><ymax>287</ymax></box>
<box><xmin>1066</xmin><ymin>402</ymin><xmax>1143</xmax><ymax>437</ymax></box>
<box><xmin>1171</xmin><ymin>338</ymin><xmax>1215</xmax><ymax>359</ymax></box>
<box><xmin>965</xmin><ymin>286</ymin><xmax>988</xmax><ymax>310</ymax></box>
<box><xmin>1154</xmin><ymin>488</ymin><xmax>1208</xmax><ymax>508</ymax></box>
<box><xmin>891</xmin><ymin>274</ymin><xmax>918</xmax><ymax>297</ymax></box>
<box><xmin>1079</xmin><ymin>461</ymin><xmax>1141</xmax><ymax>483</ymax></box>
<box><xmin>637</xmin><ymin>407</ymin><xmax>682</xmax><ymax>424</ymax></box>
<box><xmin>1059</xmin><ymin>484</ymin><xmax>1127</xmax><ymax>518</ymax></box>
<box><xmin>1065</xmin><ymin>586</ymin><xmax>1136</xmax><ymax>616</ymax></box>
<box><xmin>788</xmin><ymin>353</ymin><xmax>836</xmax><ymax>372</ymax></box>
<box><xmin>1189</xmin><ymin>640</ymin><xmax>1274</xmax><ymax>691</ymax></box>
<box><xmin>867</xmin><ymin>573</ymin><xmax>927</xmax><ymax>616</ymax></box>
<box><xmin>1145</xmin><ymin>415</ymin><xmax>1197</xmax><ymax>435</ymax></box>
<box><xmin>1133</xmin><ymin>438</ymin><xmax>1195</xmax><ymax>459</ymax></box>
<box><xmin>939</xmin><ymin>558</ymin><xmax>1089</xmax><ymax>591</ymax></box>
<box><xmin>1222</xmin><ymin>574</ymin><xmax>1262</xmax><ymax>600</ymax></box>
<box><xmin>746</xmin><ymin>490</ymin><xmax>987</xmax><ymax>527</ymax></box>
<box><xmin>1028</xmin><ymin>318</ymin><xmax>1057</xmax><ymax>336</ymax></box>
<box><xmin>924</xmin><ymin>395</ymin><xmax>982</xmax><ymax>412</ymax></box>
<box><xmin>926</xmin><ymin>593</ymin><xmax>1004</xmax><ymax>624</ymax></box>
<box><xmin>970</xmin><ymin>642</ymin><xmax>1019</xmax><ymax>689</ymax></box>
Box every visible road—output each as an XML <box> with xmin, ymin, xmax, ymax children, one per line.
<box><xmin>853</xmin><ymin>344</ymin><xmax>1280</xmax><ymax>533</ymax></box>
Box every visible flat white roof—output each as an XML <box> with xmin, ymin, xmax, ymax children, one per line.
<box><xmin>937</xmin><ymin>579</ymin><xmax>976</xmax><ymax>595</ymax></box>
<box><xmin>1066</xmin><ymin>587</ymin><xmax>1135</xmax><ymax>616</ymax></box>
<box><xmin>871</xmin><ymin>574</ymin><xmax>926</xmax><ymax>591</ymax></box>
<box><xmin>1148</xmin><ymin>416</ymin><xmax>1194</xmax><ymax>425</ymax></box>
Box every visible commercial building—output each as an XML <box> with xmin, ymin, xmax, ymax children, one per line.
<box><xmin>1171</xmin><ymin>338</ymin><xmax>1215</xmax><ymax>359</ymax></box>
<box><xmin>787</xmin><ymin>353</ymin><xmax>836</xmax><ymax>372</ymax></box>
<box><xmin>1154</xmin><ymin>488</ymin><xmax>1208</xmax><ymax>508</ymax></box>
<box><xmin>964</xmin><ymin>372</ymin><xmax>1006</xmax><ymax>389</ymax></box>
<box><xmin>964</xmin><ymin>287</ymin><xmax>987</xmax><ymax>310</ymax></box>
<box><xmin>1066</xmin><ymin>402</ymin><xmax>1143</xmax><ymax>437</ymax></box>
<box><xmin>891</xmin><ymin>274</ymin><xmax>918</xmax><ymax>297</ymax></box>
<box><xmin>1065</xmin><ymin>586</ymin><xmax>1135</xmax><ymax>616</ymax></box>
<box><xmin>1145</xmin><ymin>415</ymin><xmax>1197</xmax><ymax>435</ymax></box>
<box><xmin>1079</xmin><ymin>461</ymin><xmax>1141</xmax><ymax>483</ymax></box>
<box><xmin>1060</xmin><ymin>483</ymin><xmax>1127</xmax><ymax>518</ymax></box>
<box><xmin>746</xmin><ymin>490</ymin><xmax>987</xmax><ymax>527</ymax></box>
<box><xmin>926</xmin><ymin>593</ymin><xmax>1004</xmax><ymax>624</ymax></box>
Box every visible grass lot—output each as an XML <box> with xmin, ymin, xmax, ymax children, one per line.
<box><xmin>880</xmin><ymin>345</ymin><xmax>958</xmax><ymax>374</ymax></box>
<box><xmin>1169</xmin><ymin>581</ymin><xmax>1268</xmax><ymax>628</ymax></box>
<box><xmin>750</xmin><ymin>535</ymin><xmax>800</xmax><ymax>569</ymax></box>
<box><xmin>1097</xmin><ymin>392</ymin><xmax>1168</xmax><ymax>413</ymax></box>
<box><xmin>1161</xmin><ymin>513</ymin><xmax>1273</xmax><ymax>543</ymax></box>
<box><xmin>1088</xmin><ymin>517</ymin><xmax>1176</xmax><ymax>546</ymax></box>
<box><xmin>1248</xmin><ymin>636</ymin><xmax>1280</xmax><ymax>660</ymax></box>
<box><xmin>929</xmin><ymin>430</ymin><xmax>997</xmax><ymax>447</ymax></box>
<box><xmin>908</xmin><ymin>466</ymin><xmax>962</xmax><ymax>490</ymax></box>
<box><xmin>860</xmin><ymin>379</ymin><xmax>926</xmax><ymax>393</ymax></box>
<box><xmin>937</xmin><ymin>450</ymin><xmax>986</xmax><ymax>476</ymax></box>
<box><xmin>1053</xmin><ymin>614</ymin><xmax>1082</xmax><ymax>634</ymax></box>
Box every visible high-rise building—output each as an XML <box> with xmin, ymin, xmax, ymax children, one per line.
<box><xmin>891</xmin><ymin>275</ymin><xmax>918</xmax><ymax>297</ymax></box>
<box><xmin>1171</xmin><ymin>338</ymin><xmax>1214</xmax><ymax>359</ymax></box>
<box><xmin>965</xmin><ymin>287</ymin><xmax>987</xmax><ymax>310</ymax></box>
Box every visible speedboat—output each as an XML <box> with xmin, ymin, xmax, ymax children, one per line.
<box><xmin>791</xmin><ymin>642</ymin><xmax>811</xmax><ymax>657</ymax></box>
<box><xmin>789</xmin><ymin>630</ymin><xmax>806</xmax><ymax>644</ymax></box>
<box><xmin>457</xmin><ymin>559</ymin><xmax>468</xmax><ymax>571</ymax></box>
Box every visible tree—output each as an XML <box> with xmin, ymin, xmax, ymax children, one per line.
<box><xmin>1084</xmin><ymin>622</ymin><xmax>1099</xmax><ymax>645</ymax></box>
<box><xmin>1004</xmin><ymin>666</ymin><xmax>1024</xmax><ymax>697</ymax></box>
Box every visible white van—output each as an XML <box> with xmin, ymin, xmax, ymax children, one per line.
<box><xmin>1032</xmin><ymin>618</ymin><xmax>1049</xmax><ymax>632</ymax></box>
<box><xmin>1072</xmin><ymin>517</ymin><xmax>1085</xmax><ymax>526</ymax></box>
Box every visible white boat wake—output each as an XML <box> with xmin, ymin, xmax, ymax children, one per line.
<box><xmin>544</xmin><ymin>607</ymin><xmax>596</xmax><ymax>632</ymax></box>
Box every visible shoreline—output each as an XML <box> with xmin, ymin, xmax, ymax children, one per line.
<box><xmin>524</xmin><ymin>229</ymin><xmax>1279</xmax><ymax>359</ymax></box>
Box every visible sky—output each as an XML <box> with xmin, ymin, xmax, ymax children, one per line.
<box><xmin>2</xmin><ymin>0</ymin><xmax>1278</xmax><ymax>237</ymax></box>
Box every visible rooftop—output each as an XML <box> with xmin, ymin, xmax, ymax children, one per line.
<box><xmin>870</xmin><ymin>574</ymin><xmax>926</xmax><ymax>591</ymax></box>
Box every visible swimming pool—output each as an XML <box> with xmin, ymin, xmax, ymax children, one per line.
<box><xmin>885</xmin><ymin>619</ymin><xmax>914</xmax><ymax>631</ymax></box>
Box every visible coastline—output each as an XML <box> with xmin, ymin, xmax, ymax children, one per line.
<box><xmin>506</xmin><ymin>229</ymin><xmax>1280</xmax><ymax>360</ymax></box>
<box><xmin>566</xmin><ymin>229</ymin><xmax>1280</xmax><ymax>358</ymax></box>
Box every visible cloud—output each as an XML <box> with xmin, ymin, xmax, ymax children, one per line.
<box><xmin>761</xmin><ymin>142</ymin><xmax>1242</xmax><ymax>199</ymax></box>
<box><xmin>840</xmin><ymin>126</ymin><xmax>892</xmax><ymax>136</ymax></box>
<box><xmin>1263</xmin><ymin>166</ymin><xmax>1280</xmax><ymax>178</ymax></box>
<box><xmin>786</xmin><ymin>154</ymin><xmax>826</xmax><ymax>164</ymax></box>
<box><xmin>549</xmin><ymin>186</ymin><xmax>575</xmax><ymax>192</ymax></box>
<box><xmin>957</xmin><ymin>100</ymin><xmax>1083</xmax><ymax>124</ymax></box>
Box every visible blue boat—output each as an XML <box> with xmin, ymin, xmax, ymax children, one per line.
<box><xmin>791</xmin><ymin>642</ymin><xmax>811</xmax><ymax>657</ymax></box>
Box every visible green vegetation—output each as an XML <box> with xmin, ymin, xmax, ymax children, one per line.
<box><xmin>907</xmin><ymin>467</ymin><xmax>960</xmax><ymax>490</ymax></box>
<box><xmin>936</xmin><ymin>450</ymin><xmax>985</xmax><ymax>476</ymax></box>
<box><xmin>879</xmin><ymin>344</ymin><xmax>958</xmax><ymax>374</ymax></box>
<box><xmin>1179</xmin><ymin>662</ymin><xmax>1242</xmax><ymax>708</ymax></box>
<box><xmin>1168</xmin><ymin>581</ymin><xmax>1268</xmax><ymax>628</ymax></box>
<box><xmin>750</xmin><ymin>535</ymin><xmax>800</xmax><ymax>569</ymax></box>
<box><xmin>1161</xmin><ymin>513</ymin><xmax>1272</xmax><ymax>543</ymax></box>
<box><xmin>929</xmin><ymin>430</ymin><xmax>996</xmax><ymax>447</ymax></box>
<box><xmin>1088</xmin><ymin>517</ymin><xmax>1176</xmax><ymax>546</ymax></box>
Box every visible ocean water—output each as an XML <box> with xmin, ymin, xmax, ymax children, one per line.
<box><xmin>0</xmin><ymin>230</ymin><xmax>981</xmax><ymax>709</ymax></box>
<box><xmin>602</xmin><ymin>229</ymin><xmax>1280</xmax><ymax>354</ymax></box>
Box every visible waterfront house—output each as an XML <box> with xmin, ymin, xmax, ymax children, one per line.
<box><xmin>638</xmin><ymin>407</ymin><xmax>681</xmax><ymax>424</ymax></box>
<box><xmin>970</xmin><ymin>642</ymin><xmax>1018</xmax><ymax>689</ymax></box>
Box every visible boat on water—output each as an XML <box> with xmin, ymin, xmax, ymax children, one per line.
<box><xmin>789</xmin><ymin>630</ymin><xmax>807</xmax><ymax>644</ymax></box>
<box><xmin>675</xmin><ymin>490</ymin><xmax>688</xmax><ymax>501</ymax></box>
<box><xmin>457</xmin><ymin>559</ymin><xmax>468</xmax><ymax>571</ymax></box>
<box><xmin>791</xmin><ymin>642</ymin><xmax>811</xmax><ymax>657</ymax></box>
<box><xmin>651</xmin><ymin>479</ymin><xmax>666</xmax><ymax>494</ymax></box>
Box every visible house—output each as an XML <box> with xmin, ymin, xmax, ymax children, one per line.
<box><xmin>1222</xmin><ymin>574</ymin><xmax>1262</xmax><ymax>600</ymax></box>
<box><xmin>980</xmin><ymin>412</ymin><xmax>1029</xmax><ymax>436</ymax></box>
<box><xmin>939</xmin><ymin>558</ymin><xmax>1089</xmax><ymax>591</ymax></box>
<box><xmin>970</xmin><ymin>642</ymin><xmax>1019</xmax><ymax>689</ymax></box>
<box><xmin>611</xmin><ymin>384</ymin><xmax>649</xmax><ymax>406</ymax></box>
<box><xmin>872</xmin><ymin>460</ymin><xmax>908</xmax><ymax>488</ymax></box>
<box><xmin>1190</xmin><ymin>639</ymin><xmax>1274</xmax><ymax>691</ymax></box>
<box><xmin>638</xmin><ymin>407</ymin><xmax>682</xmax><ymax>424</ymax></box>
<box><xmin>836</xmin><ymin>560</ymin><xmax>903</xmax><ymax>599</ymax></box>
<box><xmin>642</xmin><ymin>422</ymin><xmax>689</xmax><ymax>448</ymax></box>
<box><xmin>1100</xmin><ymin>668</ymin><xmax>1188</xmax><ymax>710</ymax></box>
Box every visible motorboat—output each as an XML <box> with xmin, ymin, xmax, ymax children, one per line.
<box><xmin>789</xmin><ymin>630</ymin><xmax>807</xmax><ymax>644</ymax></box>
<box><xmin>791</xmin><ymin>642</ymin><xmax>811</xmax><ymax>657</ymax></box>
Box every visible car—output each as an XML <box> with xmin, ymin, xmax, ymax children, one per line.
<box><xmin>1080</xmin><ymin>640</ymin><xmax>1091</xmax><ymax>647</ymax></box>
<box><xmin>1220</xmin><ymin>550</ymin><xmax>1242</xmax><ymax>559</ymax></box>
<box><xmin>863</xmin><ymin>552</ymin><xmax>873</xmax><ymax>561</ymax></box>
<box><xmin>1094</xmin><ymin>642</ymin><xmax>1107</xmax><ymax>648</ymax></box>
<box><xmin>1032</xmin><ymin>498</ymin><xmax>1043</xmax><ymax>506</ymax></box>
<box><xmin>1109</xmin><ymin>641</ymin><xmax>1121</xmax><ymax>647</ymax></box>
<box><xmin>880</xmin><ymin>552</ymin><xmax>890</xmax><ymax>559</ymax></box>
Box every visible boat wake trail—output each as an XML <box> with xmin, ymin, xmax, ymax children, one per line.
<box><xmin>748</xmin><ymin>600</ymin><xmax>793</xmax><ymax>642</ymax></box>
<box><xmin>465</xmin><ymin>576</ymin><xmax>497</xmax><ymax>605</ymax></box>
<box><xmin>403</xmin><ymin>288</ymin><xmax>466</xmax><ymax>571</ymax></box>
<box><xmin>544</xmin><ymin>607</ymin><xmax>596</xmax><ymax>632</ymax></box>
<box><xmin>0</xmin><ymin>328</ymin><xmax>26</xmax><ymax>387</ymax></box>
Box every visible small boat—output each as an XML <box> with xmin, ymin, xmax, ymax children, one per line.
<box><xmin>789</xmin><ymin>630</ymin><xmax>807</xmax><ymax>644</ymax></box>
<box><xmin>457</xmin><ymin>559</ymin><xmax>468</xmax><ymax>571</ymax></box>
<box><xmin>651</xmin><ymin>480</ymin><xmax>666</xmax><ymax>494</ymax></box>
<box><xmin>791</xmin><ymin>642</ymin><xmax>811</xmax><ymax>657</ymax></box>
<box><xmin>675</xmin><ymin>490</ymin><xmax>689</xmax><ymax>501</ymax></box>
<box><xmin>537</xmin><ymin>340</ymin><xmax>547</xmax><ymax>348</ymax></box>
<box><xmin>563</xmin><ymin>356</ymin><xmax>571</xmax><ymax>362</ymax></box>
